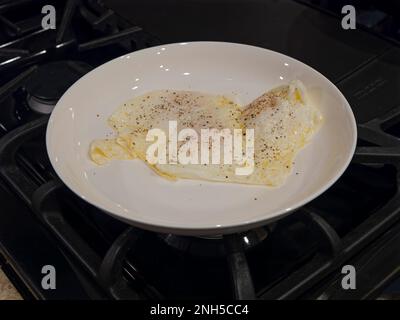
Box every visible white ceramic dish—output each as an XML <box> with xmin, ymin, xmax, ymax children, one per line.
<box><xmin>46</xmin><ymin>42</ymin><xmax>357</xmax><ymax>235</ymax></box>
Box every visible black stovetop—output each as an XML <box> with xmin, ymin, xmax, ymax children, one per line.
<box><xmin>1</xmin><ymin>0</ymin><xmax>400</xmax><ymax>300</ymax></box>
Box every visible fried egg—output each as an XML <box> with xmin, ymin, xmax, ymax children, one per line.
<box><xmin>90</xmin><ymin>81</ymin><xmax>322</xmax><ymax>186</ymax></box>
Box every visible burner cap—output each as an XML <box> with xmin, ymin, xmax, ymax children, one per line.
<box><xmin>159</xmin><ymin>227</ymin><xmax>271</xmax><ymax>257</ymax></box>
<box><xmin>25</xmin><ymin>61</ymin><xmax>92</xmax><ymax>114</ymax></box>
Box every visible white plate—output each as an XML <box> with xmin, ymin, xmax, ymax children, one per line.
<box><xmin>46</xmin><ymin>42</ymin><xmax>357</xmax><ymax>235</ymax></box>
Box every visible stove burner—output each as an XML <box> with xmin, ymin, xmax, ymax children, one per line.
<box><xmin>159</xmin><ymin>227</ymin><xmax>271</xmax><ymax>257</ymax></box>
<box><xmin>25</xmin><ymin>61</ymin><xmax>92</xmax><ymax>114</ymax></box>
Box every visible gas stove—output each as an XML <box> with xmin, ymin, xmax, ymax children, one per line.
<box><xmin>1</xmin><ymin>0</ymin><xmax>400</xmax><ymax>300</ymax></box>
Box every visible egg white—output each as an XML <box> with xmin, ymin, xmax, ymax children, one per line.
<box><xmin>90</xmin><ymin>81</ymin><xmax>322</xmax><ymax>186</ymax></box>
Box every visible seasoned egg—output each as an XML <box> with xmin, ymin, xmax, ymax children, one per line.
<box><xmin>90</xmin><ymin>81</ymin><xmax>322</xmax><ymax>186</ymax></box>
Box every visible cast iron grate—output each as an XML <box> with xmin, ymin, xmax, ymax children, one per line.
<box><xmin>0</xmin><ymin>0</ymin><xmax>160</xmax><ymax>72</ymax></box>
